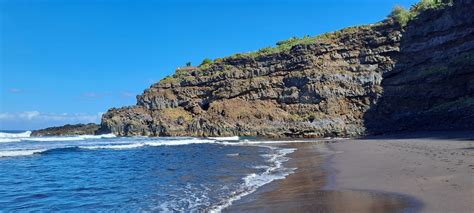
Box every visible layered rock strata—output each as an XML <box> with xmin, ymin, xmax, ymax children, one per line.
<box><xmin>99</xmin><ymin>0</ymin><xmax>473</xmax><ymax>137</ymax></box>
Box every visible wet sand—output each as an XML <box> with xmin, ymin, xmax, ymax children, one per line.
<box><xmin>225</xmin><ymin>142</ymin><xmax>420</xmax><ymax>213</ymax></box>
<box><xmin>329</xmin><ymin>133</ymin><xmax>474</xmax><ymax>213</ymax></box>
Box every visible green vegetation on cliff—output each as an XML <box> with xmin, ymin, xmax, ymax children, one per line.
<box><xmin>224</xmin><ymin>25</ymin><xmax>366</xmax><ymax>60</ymax></box>
<box><xmin>158</xmin><ymin>24</ymin><xmax>370</xmax><ymax>85</ymax></box>
<box><xmin>158</xmin><ymin>0</ymin><xmax>456</xmax><ymax>86</ymax></box>
<box><xmin>389</xmin><ymin>0</ymin><xmax>453</xmax><ymax>27</ymax></box>
<box><xmin>102</xmin><ymin>0</ymin><xmax>473</xmax><ymax>137</ymax></box>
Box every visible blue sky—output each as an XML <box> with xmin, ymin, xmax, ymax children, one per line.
<box><xmin>0</xmin><ymin>0</ymin><xmax>418</xmax><ymax>130</ymax></box>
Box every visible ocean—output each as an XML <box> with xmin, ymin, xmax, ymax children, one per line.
<box><xmin>0</xmin><ymin>131</ymin><xmax>296</xmax><ymax>212</ymax></box>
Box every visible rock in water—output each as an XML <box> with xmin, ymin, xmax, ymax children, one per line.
<box><xmin>99</xmin><ymin>0</ymin><xmax>474</xmax><ymax>137</ymax></box>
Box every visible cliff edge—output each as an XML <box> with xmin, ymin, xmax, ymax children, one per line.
<box><xmin>99</xmin><ymin>0</ymin><xmax>473</xmax><ymax>137</ymax></box>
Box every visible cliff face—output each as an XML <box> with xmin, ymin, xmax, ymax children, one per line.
<box><xmin>100</xmin><ymin>0</ymin><xmax>473</xmax><ymax>137</ymax></box>
<box><xmin>365</xmin><ymin>0</ymin><xmax>474</xmax><ymax>133</ymax></box>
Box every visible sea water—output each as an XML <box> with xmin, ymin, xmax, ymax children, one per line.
<box><xmin>0</xmin><ymin>131</ymin><xmax>295</xmax><ymax>211</ymax></box>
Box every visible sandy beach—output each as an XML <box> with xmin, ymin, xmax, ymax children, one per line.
<box><xmin>329</xmin><ymin>132</ymin><xmax>474</xmax><ymax>213</ymax></box>
<box><xmin>226</xmin><ymin>142</ymin><xmax>419</xmax><ymax>212</ymax></box>
<box><xmin>226</xmin><ymin>132</ymin><xmax>473</xmax><ymax>212</ymax></box>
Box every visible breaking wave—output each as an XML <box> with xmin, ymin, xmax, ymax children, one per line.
<box><xmin>0</xmin><ymin>134</ymin><xmax>300</xmax><ymax>212</ymax></box>
<box><xmin>208</xmin><ymin>148</ymin><xmax>296</xmax><ymax>212</ymax></box>
<box><xmin>0</xmin><ymin>130</ymin><xmax>116</xmax><ymax>143</ymax></box>
<box><xmin>0</xmin><ymin>149</ymin><xmax>48</xmax><ymax>157</ymax></box>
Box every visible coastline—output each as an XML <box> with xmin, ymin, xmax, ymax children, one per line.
<box><xmin>226</xmin><ymin>132</ymin><xmax>473</xmax><ymax>212</ymax></box>
<box><xmin>225</xmin><ymin>142</ymin><xmax>420</xmax><ymax>212</ymax></box>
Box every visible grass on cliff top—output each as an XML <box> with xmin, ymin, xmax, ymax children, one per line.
<box><xmin>158</xmin><ymin>0</ymin><xmax>455</xmax><ymax>85</ymax></box>
<box><xmin>222</xmin><ymin>26</ymin><xmax>366</xmax><ymax>60</ymax></box>
<box><xmin>158</xmin><ymin>24</ymin><xmax>365</xmax><ymax>85</ymax></box>
<box><xmin>389</xmin><ymin>0</ymin><xmax>453</xmax><ymax>27</ymax></box>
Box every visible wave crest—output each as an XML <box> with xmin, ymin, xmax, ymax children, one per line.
<box><xmin>0</xmin><ymin>149</ymin><xmax>47</xmax><ymax>157</ymax></box>
<box><xmin>0</xmin><ymin>131</ymin><xmax>32</xmax><ymax>138</ymax></box>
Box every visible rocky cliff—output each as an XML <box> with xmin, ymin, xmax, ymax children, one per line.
<box><xmin>365</xmin><ymin>0</ymin><xmax>474</xmax><ymax>133</ymax></box>
<box><xmin>99</xmin><ymin>0</ymin><xmax>473</xmax><ymax>137</ymax></box>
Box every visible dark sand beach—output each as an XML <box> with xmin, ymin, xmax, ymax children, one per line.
<box><xmin>226</xmin><ymin>133</ymin><xmax>473</xmax><ymax>212</ymax></box>
<box><xmin>226</xmin><ymin>142</ymin><xmax>420</xmax><ymax>212</ymax></box>
<box><xmin>329</xmin><ymin>133</ymin><xmax>474</xmax><ymax>213</ymax></box>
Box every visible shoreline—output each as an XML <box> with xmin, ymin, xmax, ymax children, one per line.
<box><xmin>225</xmin><ymin>132</ymin><xmax>473</xmax><ymax>212</ymax></box>
<box><xmin>225</xmin><ymin>142</ymin><xmax>420</xmax><ymax>212</ymax></box>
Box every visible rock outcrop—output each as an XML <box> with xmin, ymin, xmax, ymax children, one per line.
<box><xmin>31</xmin><ymin>123</ymin><xmax>100</xmax><ymax>136</ymax></box>
<box><xmin>364</xmin><ymin>0</ymin><xmax>474</xmax><ymax>133</ymax></box>
<box><xmin>99</xmin><ymin>0</ymin><xmax>473</xmax><ymax>137</ymax></box>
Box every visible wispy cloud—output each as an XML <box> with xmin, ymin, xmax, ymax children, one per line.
<box><xmin>0</xmin><ymin>111</ymin><xmax>102</xmax><ymax>130</ymax></box>
<box><xmin>9</xmin><ymin>88</ymin><xmax>23</xmax><ymax>93</ymax></box>
<box><xmin>81</xmin><ymin>92</ymin><xmax>111</xmax><ymax>98</ymax></box>
<box><xmin>18</xmin><ymin>111</ymin><xmax>40</xmax><ymax>120</ymax></box>
<box><xmin>120</xmin><ymin>91</ymin><xmax>135</xmax><ymax>99</ymax></box>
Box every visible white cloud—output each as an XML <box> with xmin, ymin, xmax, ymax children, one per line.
<box><xmin>18</xmin><ymin>111</ymin><xmax>40</xmax><ymax>120</ymax></box>
<box><xmin>0</xmin><ymin>111</ymin><xmax>102</xmax><ymax>130</ymax></box>
<box><xmin>0</xmin><ymin>113</ymin><xmax>13</xmax><ymax>120</ymax></box>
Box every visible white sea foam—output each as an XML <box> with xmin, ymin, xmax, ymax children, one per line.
<box><xmin>0</xmin><ymin>134</ymin><xmax>299</xmax><ymax>212</ymax></box>
<box><xmin>0</xmin><ymin>138</ymin><xmax>22</xmax><ymax>143</ymax></box>
<box><xmin>80</xmin><ymin>138</ymin><xmax>217</xmax><ymax>150</ymax></box>
<box><xmin>0</xmin><ymin>130</ymin><xmax>116</xmax><ymax>143</ymax></box>
<box><xmin>81</xmin><ymin>143</ymin><xmax>145</xmax><ymax>150</ymax></box>
<box><xmin>207</xmin><ymin>136</ymin><xmax>240</xmax><ymax>141</ymax></box>
<box><xmin>0</xmin><ymin>149</ymin><xmax>47</xmax><ymax>157</ymax></box>
<box><xmin>144</xmin><ymin>139</ymin><xmax>216</xmax><ymax>146</ymax></box>
<box><xmin>209</xmin><ymin>147</ymin><xmax>297</xmax><ymax>212</ymax></box>
<box><xmin>0</xmin><ymin>131</ymin><xmax>32</xmax><ymax>138</ymax></box>
<box><xmin>20</xmin><ymin>134</ymin><xmax>116</xmax><ymax>142</ymax></box>
<box><xmin>0</xmin><ymin>131</ymin><xmax>32</xmax><ymax>143</ymax></box>
<box><xmin>226</xmin><ymin>153</ymin><xmax>240</xmax><ymax>157</ymax></box>
<box><xmin>23</xmin><ymin>137</ymin><xmax>86</xmax><ymax>142</ymax></box>
<box><xmin>79</xmin><ymin>133</ymin><xmax>116</xmax><ymax>139</ymax></box>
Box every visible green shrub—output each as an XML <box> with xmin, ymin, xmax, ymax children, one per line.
<box><xmin>200</xmin><ymin>58</ymin><xmax>213</xmax><ymax>66</ymax></box>
<box><xmin>174</xmin><ymin>69</ymin><xmax>190</xmax><ymax>77</ymax></box>
<box><xmin>185</xmin><ymin>62</ymin><xmax>192</xmax><ymax>67</ymax></box>
<box><xmin>160</xmin><ymin>76</ymin><xmax>178</xmax><ymax>84</ymax></box>
<box><xmin>389</xmin><ymin>5</ymin><xmax>415</xmax><ymax>27</ymax></box>
<box><xmin>225</xmin><ymin>34</ymin><xmax>330</xmax><ymax>59</ymax></box>
<box><xmin>214</xmin><ymin>58</ymin><xmax>223</xmax><ymax>63</ymax></box>
<box><xmin>412</xmin><ymin>0</ymin><xmax>452</xmax><ymax>12</ymax></box>
<box><xmin>389</xmin><ymin>0</ymin><xmax>453</xmax><ymax>27</ymax></box>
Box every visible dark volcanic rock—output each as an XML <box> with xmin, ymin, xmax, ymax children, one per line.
<box><xmin>31</xmin><ymin>123</ymin><xmax>100</xmax><ymax>136</ymax></box>
<box><xmin>100</xmin><ymin>0</ymin><xmax>474</xmax><ymax>137</ymax></box>
<box><xmin>364</xmin><ymin>0</ymin><xmax>474</xmax><ymax>134</ymax></box>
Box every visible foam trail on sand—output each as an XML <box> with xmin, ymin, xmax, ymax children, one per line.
<box><xmin>209</xmin><ymin>147</ymin><xmax>297</xmax><ymax>212</ymax></box>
